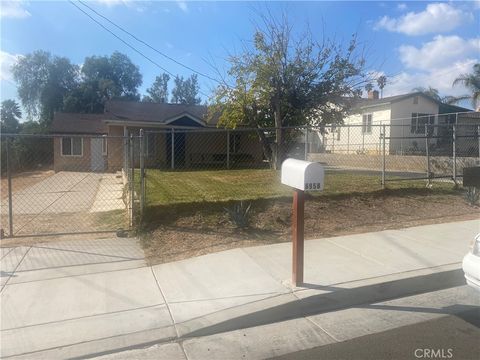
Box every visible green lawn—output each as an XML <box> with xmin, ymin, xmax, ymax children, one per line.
<box><xmin>141</xmin><ymin>168</ymin><xmax>451</xmax><ymax>206</ymax></box>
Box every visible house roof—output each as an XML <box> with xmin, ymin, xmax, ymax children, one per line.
<box><xmin>104</xmin><ymin>100</ymin><xmax>210</xmax><ymax>125</ymax></box>
<box><xmin>51</xmin><ymin>113</ymin><xmax>107</xmax><ymax>134</ymax></box>
<box><xmin>52</xmin><ymin>101</ymin><xmax>216</xmax><ymax>134</ymax></box>
<box><xmin>349</xmin><ymin>92</ymin><xmax>472</xmax><ymax>113</ymax></box>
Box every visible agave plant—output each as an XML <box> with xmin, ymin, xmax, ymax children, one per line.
<box><xmin>464</xmin><ymin>187</ymin><xmax>480</xmax><ymax>207</ymax></box>
<box><xmin>224</xmin><ymin>201</ymin><xmax>252</xmax><ymax>228</ymax></box>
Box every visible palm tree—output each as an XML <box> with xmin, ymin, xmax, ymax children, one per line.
<box><xmin>377</xmin><ymin>75</ymin><xmax>387</xmax><ymax>98</ymax></box>
<box><xmin>412</xmin><ymin>86</ymin><xmax>463</xmax><ymax>105</ymax></box>
<box><xmin>452</xmin><ymin>63</ymin><xmax>480</xmax><ymax>110</ymax></box>
<box><xmin>412</xmin><ymin>86</ymin><xmax>442</xmax><ymax>102</ymax></box>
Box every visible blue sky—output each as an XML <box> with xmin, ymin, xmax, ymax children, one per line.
<box><xmin>1</xmin><ymin>0</ymin><xmax>479</xmax><ymax>116</ymax></box>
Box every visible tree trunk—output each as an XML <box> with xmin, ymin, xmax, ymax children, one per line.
<box><xmin>274</xmin><ymin>101</ymin><xmax>283</xmax><ymax>170</ymax></box>
<box><xmin>256</xmin><ymin>129</ymin><xmax>273</xmax><ymax>167</ymax></box>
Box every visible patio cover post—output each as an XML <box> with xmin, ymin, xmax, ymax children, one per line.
<box><xmin>226</xmin><ymin>129</ymin><xmax>230</xmax><ymax>169</ymax></box>
<box><xmin>171</xmin><ymin>129</ymin><xmax>175</xmax><ymax>170</ymax></box>
<box><xmin>139</xmin><ymin>129</ymin><xmax>145</xmax><ymax>215</ymax></box>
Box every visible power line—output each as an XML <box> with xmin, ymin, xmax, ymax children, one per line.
<box><xmin>68</xmin><ymin>1</ymin><xmax>210</xmax><ymax>98</ymax></box>
<box><xmin>77</xmin><ymin>0</ymin><xmax>222</xmax><ymax>85</ymax></box>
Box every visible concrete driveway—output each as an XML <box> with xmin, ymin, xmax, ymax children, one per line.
<box><xmin>3</xmin><ymin>171</ymin><xmax>125</xmax><ymax>215</ymax></box>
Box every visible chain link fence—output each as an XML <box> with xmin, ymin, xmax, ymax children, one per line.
<box><xmin>1</xmin><ymin>112</ymin><xmax>478</xmax><ymax>237</ymax></box>
<box><xmin>1</xmin><ymin>134</ymin><xmax>132</xmax><ymax>238</ymax></box>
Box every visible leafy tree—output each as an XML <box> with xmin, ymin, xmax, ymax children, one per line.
<box><xmin>208</xmin><ymin>16</ymin><xmax>367</xmax><ymax>168</ymax></box>
<box><xmin>63</xmin><ymin>51</ymin><xmax>143</xmax><ymax>113</ymax></box>
<box><xmin>12</xmin><ymin>50</ymin><xmax>79</xmax><ymax>124</ymax></box>
<box><xmin>171</xmin><ymin>74</ymin><xmax>201</xmax><ymax>105</ymax></box>
<box><xmin>1</xmin><ymin>99</ymin><xmax>22</xmax><ymax>133</ymax></box>
<box><xmin>377</xmin><ymin>75</ymin><xmax>387</xmax><ymax>98</ymax></box>
<box><xmin>452</xmin><ymin>63</ymin><xmax>480</xmax><ymax>110</ymax></box>
<box><xmin>143</xmin><ymin>73</ymin><xmax>170</xmax><ymax>103</ymax></box>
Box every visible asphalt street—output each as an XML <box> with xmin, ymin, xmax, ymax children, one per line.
<box><xmin>273</xmin><ymin>309</ymin><xmax>480</xmax><ymax>360</ymax></box>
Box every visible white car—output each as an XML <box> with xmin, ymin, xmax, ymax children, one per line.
<box><xmin>463</xmin><ymin>233</ymin><xmax>480</xmax><ymax>292</ymax></box>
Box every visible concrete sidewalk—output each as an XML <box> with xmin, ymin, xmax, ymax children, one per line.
<box><xmin>1</xmin><ymin>220</ymin><xmax>479</xmax><ymax>359</ymax></box>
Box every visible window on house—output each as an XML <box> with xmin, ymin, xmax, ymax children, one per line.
<box><xmin>411</xmin><ymin>113</ymin><xmax>435</xmax><ymax>134</ymax></box>
<box><xmin>362</xmin><ymin>114</ymin><xmax>372</xmax><ymax>134</ymax></box>
<box><xmin>413</xmin><ymin>96</ymin><xmax>419</xmax><ymax>104</ymax></box>
<box><xmin>61</xmin><ymin>137</ymin><xmax>83</xmax><ymax>156</ymax></box>
<box><xmin>229</xmin><ymin>133</ymin><xmax>241</xmax><ymax>153</ymax></box>
<box><xmin>146</xmin><ymin>133</ymin><xmax>156</xmax><ymax>157</ymax></box>
<box><xmin>102</xmin><ymin>136</ymin><xmax>107</xmax><ymax>155</ymax></box>
<box><xmin>331</xmin><ymin>125</ymin><xmax>341</xmax><ymax>140</ymax></box>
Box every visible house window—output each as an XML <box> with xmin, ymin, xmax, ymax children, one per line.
<box><xmin>229</xmin><ymin>133</ymin><xmax>241</xmax><ymax>153</ymax></box>
<box><xmin>411</xmin><ymin>113</ymin><xmax>435</xmax><ymax>134</ymax></box>
<box><xmin>102</xmin><ymin>136</ymin><xmax>108</xmax><ymax>155</ymax></box>
<box><xmin>331</xmin><ymin>125</ymin><xmax>341</xmax><ymax>140</ymax></box>
<box><xmin>61</xmin><ymin>137</ymin><xmax>83</xmax><ymax>156</ymax></box>
<box><xmin>146</xmin><ymin>133</ymin><xmax>156</xmax><ymax>157</ymax></box>
<box><xmin>413</xmin><ymin>96</ymin><xmax>419</xmax><ymax>104</ymax></box>
<box><xmin>362</xmin><ymin>114</ymin><xmax>372</xmax><ymax>134</ymax></box>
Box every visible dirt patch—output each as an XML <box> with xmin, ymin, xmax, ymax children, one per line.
<box><xmin>140</xmin><ymin>188</ymin><xmax>479</xmax><ymax>265</ymax></box>
<box><xmin>0</xmin><ymin>169</ymin><xmax>54</xmax><ymax>200</ymax></box>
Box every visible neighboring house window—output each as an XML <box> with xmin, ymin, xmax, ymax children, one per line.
<box><xmin>411</xmin><ymin>113</ymin><xmax>435</xmax><ymax>134</ymax></box>
<box><xmin>61</xmin><ymin>137</ymin><xmax>83</xmax><ymax>156</ymax></box>
<box><xmin>413</xmin><ymin>96</ymin><xmax>419</xmax><ymax>104</ymax></box>
<box><xmin>362</xmin><ymin>114</ymin><xmax>372</xmax><ymax>134</ymax></box>
<box><xmin>229</xmin><ymin>133</ymin><xmax>241</xmax><ymax>153</ymax></box>
<box><xmin>102</xmin><ymin>136</ymin><xmax>108</xmax><ymax>155</ymax></box>
<box><xmin>331</xmin><ymin>125</ymin><xmax>340</xmax><ymax>140</ymax></box>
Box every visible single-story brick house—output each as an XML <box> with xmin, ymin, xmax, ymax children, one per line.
<box><xmin>51</xmin><ymin>101</ymin><xmax>264</xmax><ymax>172</ymax></box>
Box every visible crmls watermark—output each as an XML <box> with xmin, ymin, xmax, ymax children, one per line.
<box><xmin>414</xmin><ymin>348</ymin><xmax>454</xmax><ymax>359</ymax></box>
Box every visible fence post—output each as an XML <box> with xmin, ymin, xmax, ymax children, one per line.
<box><xmin>347</xmin><ymin>125</ymin><xmax>350</xmax><ymax>154</ymax></box>
<box><xmin>139</xmin><ymin>129</ymin><xmax>145</xmax><ymax>216</ymax></box>
<box><xmin>362</xmin><ymin>131</ymin><xmax>365</xmax><ymax>153</ymax></box>
<box><xmin>304</xmin><ymin>127</ymin><xmax>308</xmax><ymax>160</ymax></box>
<box><xmin>129</xmin><ymin>133</ymin><xmax>135</xmax><ymax>227</ymax></box>
<box><xmin>6</xmin><ymin>137</ymin><xmax>13</xmax><ymax>237</ymax></box>
<box><xmin>452</xmin><ymin>123</ymin><xmax>457</xmax><ymax>185</ymax></box>
<box><xmin>382</xmin><ymin>124</ymin><xmax>386</xmax><ymax>189</ymax></box>
<box><xmin>226</xmin><ymin>129</ymin><xmax>230</xmax><ymax>169</ymax></box>
<box><xmin>425</xmin><ymin>124</ymin><xmax>431</xmax><ymax>186</ymax></box>
<box><xmin>171</xmin><ymin>129</ymin><xmax>175</xmax><ymax>170</ymax></box>
<box><xmin>332</xmin><ymin>128</ymin><xmax>335</xmax><ymax>154</ymax></box>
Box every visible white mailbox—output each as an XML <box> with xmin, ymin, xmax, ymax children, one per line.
<box><xmin>281</xmin><ymin>158</ymin><xmax>324</xmax><ymax>191</ymax></box>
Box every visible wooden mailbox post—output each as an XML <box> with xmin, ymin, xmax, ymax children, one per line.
<box><xmin>281</xmin><ymin>159</ymin><xmax>325</xmax><ymax>287</ymax></box>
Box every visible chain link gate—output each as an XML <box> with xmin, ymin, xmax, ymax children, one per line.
<box><xmin>1</xmin><ymin>134</ymin><xmax>134</xmax><ymax>238</ymax></box>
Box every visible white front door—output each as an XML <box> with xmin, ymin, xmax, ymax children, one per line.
<box><xmin>90</xmin><ymin>138</ymin><xmax>105</xmax><ymax>172</ymax></box>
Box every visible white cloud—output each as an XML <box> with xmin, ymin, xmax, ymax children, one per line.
<box><xmin>0</xmin><ymin>1</ymin><xmax>31</xmax><ymax>19</ymax></box>
<box><xmin>376</xmin><ymin>35</ymin><xmax>479</xmax><ymax>101</ymax></box>
<box><xmin>0</xmin><ymin>50</ymin><xmax>22</xmax><ymax>83</ymax></box>
<box><xmin>176</xmin><ymin>1</ymin><xmax>188</xmax><ymax>12</ymax></box>
<box><xmin>399</xmin><ymin>35</ymin><xmax>480</xmax><ymax>71</ymax></box>
<box><xmin>375</xmin><ymin>3</ymin><xmax>473</xmax><ymax>35</ymax></box>
<box><xmin>384</xmin><ymin>60</ymin><xmax>476</xmax><ymax>97</ymax></box>
<box><xmin>397</xmin><ymin>3</ymin><xmax>407</xmax><ymax>11</ymax></box>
